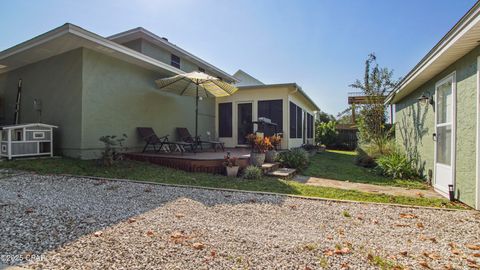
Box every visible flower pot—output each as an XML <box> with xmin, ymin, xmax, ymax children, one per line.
<box><xmin>250</xmin><ymin>152</ymin><xmax>265</xmax><ymax>166</ymax></box>
<box><xmin>225</xmin><ymin>166</ymin><xmax>239</xmax><ymax>177</ymax></box>
<box><xmin>265</xmin><ymin>150</ymin><xmax>278</xmax><ymax>163</ymax></box>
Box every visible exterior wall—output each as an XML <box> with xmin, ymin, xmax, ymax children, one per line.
<box><xmin>215</xmin><ymin>85</ymin><xmax>317</xmax><ymax>150</ymax></box>
<box><xmin>0</xmin><ymin>49</ymin><xmax>83</xmax><ymax>157</ymax></box>
<box><xmin>138</xmin><ymin>40</ymin><xmax>199</xmax><ymax>73</ymax></box>
<box><xmin>215</xmin><ymin>86</ymin><xmax>290</xmax><ymax>149</ymax></box>
<box><xmin>80</xmin><ymin>48</ymin><xmax>215</xmax><ymax>159</ymax></box>
<box><xmin>288</xmin><ymin>90</ymin><xmax>317</xmax><ymax>148</ymax></box>
<box><xmin>395</xmin><ymin>46</ymin><xmax>480</xmax><ymax>208</ymax></box>
<box><xmin>122</xmin><ymin>39</ymin><xmax>143</xmax><ymax>52</ymax></box>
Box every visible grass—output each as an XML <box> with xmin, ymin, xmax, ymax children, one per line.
<box><xmin>303</xmin><ymin>150</ymin><xmax>428</xmax><ymax>190</ymax></box>
<box><xmin>0</xmin><ymin>157</ymin><xmax>465</xmax><ymax>209</ymax></box>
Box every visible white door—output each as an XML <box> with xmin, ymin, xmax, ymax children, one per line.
<box><xmin>434</xmin><ymin>74</ymin><xmax>455</xmax><ymax>196</ymax></box>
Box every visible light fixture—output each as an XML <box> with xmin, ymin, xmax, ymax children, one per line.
<box><xmin>0</xmin><ymin>64</ymin><xmax>7</xmax><ymax>69</ymax></box>
<box><xmin>417</xmin><ymin>92</ymin><xmax>434</xmax><ymax>107</ymax></box>
<box><xmin>448</xmin><ymin>184</ymin><xmax>455</xmax><ymax>201</ymax></box>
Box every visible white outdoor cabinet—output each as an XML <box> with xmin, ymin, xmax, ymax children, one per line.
<box><xmin>0</xmin><ymin>123</ymin><xmax>58</xmax><ymax>160</ymax></box>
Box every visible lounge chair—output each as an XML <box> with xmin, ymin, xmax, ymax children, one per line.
<box><xmin>176</xmin><ymin>127</ymin><xmax>225</xmax><ymax>152</ymax></box>
<box><xmin>137</xmin><ymin>127</ymin><xmax>195</xmax><ymax>154</ymax></box>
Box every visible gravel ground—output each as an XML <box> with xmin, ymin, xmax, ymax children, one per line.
<box><xmin>1</xmin><ymin>173</ymin><xmax>480</xmax><ymax>269</ymax></box>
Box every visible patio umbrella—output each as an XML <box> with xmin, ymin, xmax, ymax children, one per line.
<box><xmin>155</xmin><ymin>71</ymin><xmax>238</xmax><ymax>140</ymax></box>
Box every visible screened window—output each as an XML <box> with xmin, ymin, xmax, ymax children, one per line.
<box><xmin>171</xmin><ymin>54</ymin><xmax>180</xmax><ymax>68</ymax></box>
<box><xmin>218</xmin><ymin>102</ymin><xmax>232</xmax><ymax>137</ymax></box>
<box><xmin>296</xmin><ymin>106</ymin><xmax>303</xmax><ymax>139</ymax></box>
<box><xmin>290</xmin><ymin>102</ymin><xmax>297</xmax><ymax>138</ymax></box>
<box><xmin>258</xmin><ymin>99</ymin><xmax>283</xmax><ymax>135</ymax></box>
<box><xmin>289</xmin><ymin>102</ymin><xmax>304</xmax><ymax>139</ymax></box>
<box><xmin>306</xmin><ymin>113</ymin><xmax>314</xmax><ymax>139</ymax></box>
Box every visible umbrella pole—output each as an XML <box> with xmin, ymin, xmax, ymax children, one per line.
<box><xmin>195</xmin><ymin>83</ymin><xmax>199</xmax><ymax>143</ymax></box>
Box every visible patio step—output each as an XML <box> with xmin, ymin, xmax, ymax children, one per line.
<box><xmin>268</xmin><ymin>168</ymin><xmax>296</xmax><ymax>179</ymax></box>
<box><xmin>261</xmin><ymin>163</ymin><xmax>280</xmax><ymax>173</ymax></box>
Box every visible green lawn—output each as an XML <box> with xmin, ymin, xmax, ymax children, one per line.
<box><xmin>303</xmin><ymin>150</ymin><xmax>429</xmax><ymax>190</ymax></box>
<box><xmin>0</xmin><ymin>157</ymin><xmax>464</xmax><ymax>209</ymax></box>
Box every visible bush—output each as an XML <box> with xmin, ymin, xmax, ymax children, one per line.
<box><xmin>278</xmin><ymin>148</ymin><xmax>310</xmax><ymax>171</ymax></box>
<box><xmin>354</xmin><ymin>147</ymin><xmax>376</xmax><ymax>168</ymax></box>
<box><xmin>99</xmin><ymin>134</ymin><xmax>128</xmax><ymax>166</ymax></box>
<box><xmin>376</xmin><ymin>150</ymin><xmax>418</xmax><ymax>179</ymax></box>
<box><xmin>315</xmin><ymin>121</ymin><xmax>337</xmax><ymax>147</ymax></box>
<box><xmin>359</xmin><ymin>135</ymin><xmax>396</xmax><ymax>159</ymax></box>
<box><xmin>243</xmin><ymin>165</ymin><xmax>262</xmax><ymax>180</ymax></box>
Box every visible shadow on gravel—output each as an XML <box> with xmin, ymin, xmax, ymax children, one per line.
<box><xmin>0</xmin><ymin>173</ymin><xmax>289</xmax><ymax>267</ymax></box>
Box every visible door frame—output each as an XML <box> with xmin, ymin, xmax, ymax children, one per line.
<box><xmin>476</xmin><ymin>56</ymin><xmax>480</xmax><ymax>210</ymax></box>
<box><xmin>236</xmin><ymin>101</ymin><xmax>254</xmax><ymax>146</ymax></box>
<box><xmin>433</xmin><ymin>71</ymin><xmax>457</xmax><ymax>197</ymax></box>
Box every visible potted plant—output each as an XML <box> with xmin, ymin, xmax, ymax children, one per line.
<box><xmin>246</xmin><ymin>134</ymin><xmax>271</xmax><ymax>166</ymax></box>
<box><xmin>223</xmin><ymin>152</ymin><xmax>239</xmax><ymax>177</ymax></box>
<box><xmin>265</xmin><ymin>135</ymin><xmax>282</xmax><ymax>163</ymax></box>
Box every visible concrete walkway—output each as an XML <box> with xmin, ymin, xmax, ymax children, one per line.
<box><xmin>293</xmin><ymin>175</ymin><xmax>444</xmax><ymax>199</ymax></box>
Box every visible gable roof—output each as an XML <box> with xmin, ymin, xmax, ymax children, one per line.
<box><xmin>108</xmin><ymin>27</ymin><xmax>236</xmax><ymax>83</ymax></box>
<box><xmin>0</xmin><ymin>23</ymin><xmax>183</xmax><ymax>76</ymax></box>
<box><xmin>386</xmin><ymin>2</ymin><xmax>480</xmax><ymax>104</ymax></box>
<box><xmin>233</xmin><ymin>69</ymin><xmax>264</xmax><ymax>86</ymax></box>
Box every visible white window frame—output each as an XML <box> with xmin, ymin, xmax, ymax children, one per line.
<box><xmin>33</xmin><ymin>132</ymin><xmax>45</xmax><ymax>139</ymax></box>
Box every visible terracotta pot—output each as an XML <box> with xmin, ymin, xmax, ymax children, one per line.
<box><xmin>225</xmin><ymin>166</ymin><xmax>239</xmax><ymax>177</ymax></box>
<box><xmin>265</xmin><ymin>150</ymin><xmax>278</xmax><ymax>163</ymax></box>
<box><xmin>250</xmin><ymin>152</ymin><xmax>265</xmax><ymax>166</ymax></box>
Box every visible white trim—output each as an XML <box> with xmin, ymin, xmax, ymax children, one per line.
<box><xmin>477</xmin><ymin>56</ymin><xmax>480</xmax><ymax>210</ymax></box>
<box><xmin>107</xmin><ymin>27</ymin><xmax>236</xmax><ymax>82</ymax></box>
<box><xmin>386</xmin><ymin>3</ymin><xmax>480</xmax><ymax>104</ymax></box>
<box><xmin>32</xmin><ymin>132</ymin><xmax>45</xmax><ymax>139</ymax></box>
<box><xmin>433</xmin><ymin>71</ymin><xmax>457</xmax><ymax>197</ymax></box>
<box><xmin>1</xmin><ymin>123</ymin><xmax>58</xmax><ymax>130</ymax></box>
<box><xmin>0</xmin><ymin>24</ymin><xmax>183</xmax><ymax>76</ymax></box>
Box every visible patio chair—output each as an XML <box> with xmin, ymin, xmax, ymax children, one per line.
<box><xmin>137</xmin><ymin>127</ymin><xmax>195</xmax><ymax>154</ymax></box>
<box><xmin>176</xmin><ymin>127</ymin><xmax>225</xmax><ymax>152</ymax></box>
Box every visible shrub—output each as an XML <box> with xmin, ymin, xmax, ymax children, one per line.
<box><xmin>358</xmin><ymin>135</ymin><xmax>396</xmax><ymax>159</ymax></box>
<box><xmin>243</xmin><ymin>165</ymin><xmax>262</xmax><ymax>180</ymax></box>
<box><xmin>278</xmin><ymin>148</ymin><xmax>310</xmax><ymax>170</ymax></box>
<box><xmin>376</xmin><ymin>150</ymin><xmax>418</xmax><ymax>179</ymax></box>
<box><xmin>315</xmin><ymin>121</ymin><xmax>337</xmax><ymax>147</ymax></box>
<box><xmin>354</xmin><ymin>147</ymin><xmax>376</xmax><ymax>168</ymax></box>
<box><xmin>301</xmin><ymin>144</ymin><xmax>317</xmax><ymax>151</ymax></box>
<box><xmin>99</xmin><ymin>134</ymin><xmax>128</xmax><ymax>166</ymax></box>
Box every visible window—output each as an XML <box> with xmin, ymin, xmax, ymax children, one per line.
<box><xmin>296</xmin><ymin>106</ymin><xmax>303</xmax><ymax>139</ymax></box>
<box><xmin>290</xmin><ymin>102</ymin><xmax>304</xmax><ymax>139</ymax></box>
<box><xmin>33</xmin><ymin>132</ymin><xmax>45</xmax><ymax>139</ymax></box>
<box><xmin>258</xmin><ymin>100</ymin><xmax>283</xmax><ymax>136</ymax></box>
<box><xmin>306</xmin><ymin>113</ymin><xmax>314</xmax><ymax>139</ymax></box>
<box><xmin>171</xmin><ymin>54</ymin><xmax>180</xmax><ymax>68</ymax></box>
<box><xmin>218</xmin><ymin>102</ymin><xmax>232</xmax><ymax>137</ymax></box>
<box><xmin>198</xmin><ymin>67</ymin><xmax>205</xmax><ymax>73</ymax></box>
<box><xmin>290</xmin><ymin>102</ymin><xmax>297</xmax><ymax>138</ymax></box>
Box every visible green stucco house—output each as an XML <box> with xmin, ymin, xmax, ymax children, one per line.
<box><xmin>0</xmin><ymin>24</ymin><xmax>237</xmax><ymax>159</ymax></box>
<box><xmin>0</xmin><ymin>24</ymin><xmax>318</xmax><ymax>160</ymax></box>
<box><xmin>387</xmin><ymin>3</ymin><xmax>480</xmax><ymax>210</ymax></box>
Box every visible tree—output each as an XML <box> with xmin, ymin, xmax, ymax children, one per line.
<box><xmin>316</xmin><ymin>110</ymin><xmax>335</xmax><ymax>123</ymax></box>
<box><xmin>349</xmin><ymin>53</ymin><xmax>398</xmax><ymax>142</ymax></box>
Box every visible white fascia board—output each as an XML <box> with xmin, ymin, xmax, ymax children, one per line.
<box><xmin>108</xmin><ymin>27</ymin><xmax>237</xmax><ymax>82</ymax></box>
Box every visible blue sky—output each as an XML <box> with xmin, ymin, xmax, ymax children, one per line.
<box><xmin>0</xmin><ymin>0</ymin><xmax>477</xmax><ymax>115</ymax></box>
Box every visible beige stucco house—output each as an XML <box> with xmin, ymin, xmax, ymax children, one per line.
<box><xmin>217</xmin><ymin>70</ymin><xmax>319</xmax><ymax>149</ymax></box>
<box><xmin>0</xmin><ymin>24</ymin><xmax>319</xmax><ymax>159</ymax></box>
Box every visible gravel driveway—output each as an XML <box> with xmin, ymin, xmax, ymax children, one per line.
<box><xmin>1</xmin><ymin>173</ymin><xmax>479</xmax><ymax>269</ymax></box>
